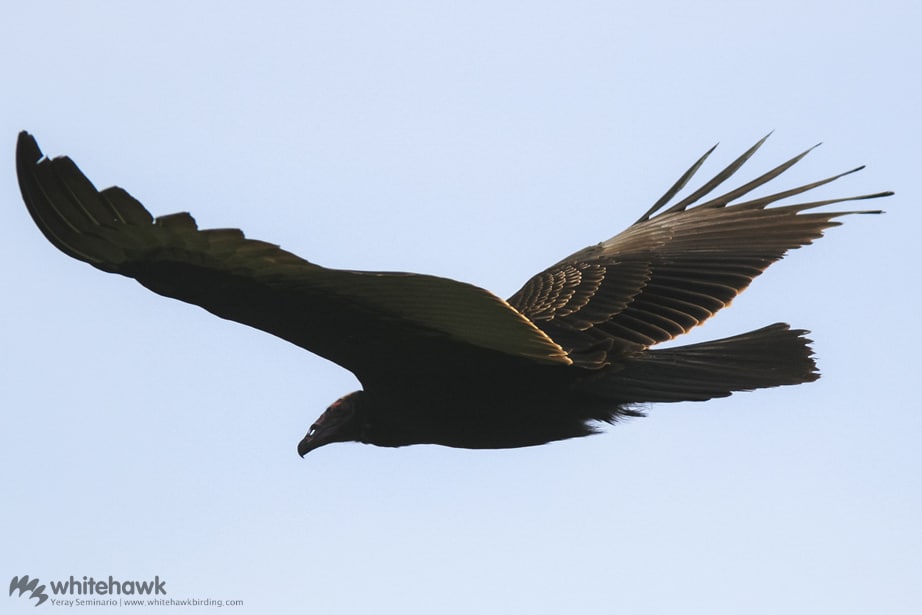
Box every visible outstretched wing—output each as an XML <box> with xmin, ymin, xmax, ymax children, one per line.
<box><xmin>508</xmin><ymin>135</ymin><xmax>891</xmax><ymax>367</ymax></box>
<box><xmin>16</xmin><ymin>132</ymin><xmax>570</xmax><ymax>384</ymax></box>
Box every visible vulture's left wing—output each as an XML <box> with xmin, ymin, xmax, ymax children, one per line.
<box><xmin>16</xmin><ymin>132</ymin><xmax>570</xmax><ymax>383</ymax></box>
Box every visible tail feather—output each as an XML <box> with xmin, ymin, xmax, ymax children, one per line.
<box><xmin>581</xmin><ymin>323</ymin><xmax>818</xmax><ymax>405</ymax></box>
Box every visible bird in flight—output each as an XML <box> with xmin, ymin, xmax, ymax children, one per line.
<box><xmin>16</xmin><ymin>132</ymin><xmax>890</xmax><ymax>457</ymax></box>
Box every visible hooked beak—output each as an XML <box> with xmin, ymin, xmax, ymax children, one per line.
<box><xmin>297</xmin><ymin>422</ymin><xmax>342</xmax><ymax>457</ymax></box>
<box><xmin>297</xmin><ymin>393</ymin><xmax>362</xmax><ymax>457</ymax></box>
<box><xmin>297</xmin><ymin>425</ymin><xmax>321</xmax><ymax>457</ymax></box>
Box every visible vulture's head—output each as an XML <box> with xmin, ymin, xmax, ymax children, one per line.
<box><xmin>297</xmin><ymin>391</ymin><xmax>365</xmax><ymax>456</ymax></box>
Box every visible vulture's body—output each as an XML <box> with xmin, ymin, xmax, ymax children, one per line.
<box><xmin>15</xmin><ymin>132</ymin><xmax>889</xmax><ymax>456</ymax></box>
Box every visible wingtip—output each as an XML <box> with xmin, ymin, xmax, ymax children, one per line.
<box><xmin>754</xmin><ymin>131</ymin><xmax>773</xmax><ymax>149</ymax></box>
<box><xmin>16</xmin><ymin>130</ymin><xmax>43</xmax><ymax>166</ymax></box>
<box><xmin>855</xmin><ymin>190</ymin><xmax>894</xmax><ymax>202</ymax></box>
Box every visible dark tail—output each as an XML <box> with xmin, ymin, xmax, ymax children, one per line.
<box><xmin>579</xmin><ymin>323</ymin><xmax>818</xmax><ymax>404</ymax></box>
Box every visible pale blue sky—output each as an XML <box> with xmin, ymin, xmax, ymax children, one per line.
<box><xmin>2</xmin><ymin>2</ymin><xmax>919</xmax><ymax>614</ymax></box>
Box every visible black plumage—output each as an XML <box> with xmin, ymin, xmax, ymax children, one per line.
<box><xmin>15</xmin><ymin>131</ymin><xmax>890</xmax><ymax>456</ymax></box>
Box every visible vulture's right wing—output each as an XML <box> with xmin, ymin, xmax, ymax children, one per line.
<box><xmin>16</xmin><ymin>132</ymin><xmax>571</xmax><ymax>384</ymax></box>
<box><xmin>508</xmin><ymin>136</ymin><xmax>891</xmax><ymax>367</ymax></box>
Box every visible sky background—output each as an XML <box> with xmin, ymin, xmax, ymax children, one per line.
<box><xmin>2</xmin><ymin>2</ymin><xmax>919</xmax><ymax>614</ymax></box>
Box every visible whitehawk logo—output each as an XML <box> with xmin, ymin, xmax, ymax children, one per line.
<box><xmin>9</xmin><ymin>575</ymin><xmax>48</xmax><ymax>606</ymax></box>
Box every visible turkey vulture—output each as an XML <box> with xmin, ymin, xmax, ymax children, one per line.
<box><xmin>16</xmin><ymin>131</ymin><xmax>890</xmax><ymax>456</ymax></box>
